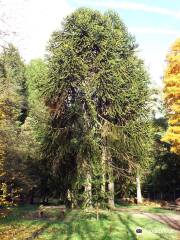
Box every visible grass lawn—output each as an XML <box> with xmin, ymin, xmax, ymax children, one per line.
<box><xmin>115</xmin><ymin>203</ymin><xmax>180</xmax><ymax>215</ymax></box>
<box><xmin>0</xmin><ymin>205</ymin><xmax>179</xmax><ymax>240</ymax></box>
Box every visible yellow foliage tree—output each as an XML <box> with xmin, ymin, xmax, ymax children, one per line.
<box><xmin>162</xmin><ymin>38</ymin><xmax>180</xmax><ymax>155</ymax></box>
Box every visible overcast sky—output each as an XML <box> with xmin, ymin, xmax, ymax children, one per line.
<box><xmin>1</xmin><ymin>0</ymin><xmax>180</xmax><ymax>87</ymax></box>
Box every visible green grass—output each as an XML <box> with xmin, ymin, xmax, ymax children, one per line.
<box><xmin>115</xmin><ymin>203</ymin><xmax>179</xmax><ymax>215</ymax></box>
<box><xmin>0</xmin><ymin>205</ymin><xmax>179</xmax><ymax>240</ymax></box>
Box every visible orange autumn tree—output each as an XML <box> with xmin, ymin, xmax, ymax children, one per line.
<box><xmin>162</xmin><ymin>38</ymin><xmax>180</xmax><ymax>155</ymax></box>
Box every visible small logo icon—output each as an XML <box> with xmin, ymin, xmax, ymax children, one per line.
<box><xmin>136</xmin><ymin>227</ymin><xmax>142</xmax><ymax>234</ymax></box>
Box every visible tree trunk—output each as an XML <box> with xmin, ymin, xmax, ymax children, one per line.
<box><xmin>96</xmin><ymin>203</ymin><xmax>100</xmax><ymax>220</ymax></box>
<box><xmin>103</xmin><ymin>145</ymin><xmax>114</xmax><ymax>208</ymax></box>
<box><xmin>85</xmin><ymin>172</ymin><xmax>92</xmax><ymax>207</ymax></box>
<box><xmin>107</xmin><ymin>149</ymin><xmax>114</xmax><ymax>208</ymax></box>
<box><xmin>136</xmin><ymin>174</ymin><xmax>143</xmax><ymax>204</ymax></box>
<box><xmin>101</xmin><ymin>124</ymin><xmax>114</xmax><ymax>208</ymax></box>
<box><xmin>108</xmin><ymin>180</ymin><xmax>115</xmax><ymax>208</ymax></box>
<box><xmin>101</xmin><ymin>147</ymin><xmax>106</xmax><ymax>193</ymax></box>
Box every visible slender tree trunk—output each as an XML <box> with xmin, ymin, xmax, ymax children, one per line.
<box><xmin>102</xmin><ymin>145</ymin><xmax>115</xmax><ymax>208</ymax></box>
<box><xmin>96</xmin><ymin>203</ymin><xmax>100</xmax><ymax>220</ymax></box>
<box><xmin>136</xmin><ymin>173</ymin><xmax>143</xmax><ymax>204</ymax></box>
<box><xmin>85</xmin><ymin>172</ymin><xmax>92</xmax><ymax>207</ymax></box>
<box><xmin>108</xmin><ymin>154</ymin><xmax>114</xmax><ymax>208</ymax></box>
<box><xmin>101</xmin><ymin>124</ymin><xmax>114</xmax><ymax>208</ymax></box>
<box><xmin>108</xmin><ymin>179</ymin><xmax>115</xmax><ymax>208</ymax></box>
<box><xmin>103</xmin><ymin>145</ymin><xmax>114</xmax><ymax>208</ymax></box>
<box><xmin>101</xmin><ymin>147</ymin><xmax>106</xmax><ymax>193</ymax></box>
<box><xmin>70</xmin><ymin>190</ymin><xmax>77</xmax><ymax>208</ymax></box>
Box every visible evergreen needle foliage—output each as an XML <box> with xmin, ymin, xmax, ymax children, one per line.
<box><xmin>44</xmin><ymin>8</ymin><xmax>151</xmax><ymax>207</ymax></box>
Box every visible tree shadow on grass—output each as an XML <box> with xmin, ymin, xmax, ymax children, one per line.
<box><xmin>46</xmin><ymin>211</ymin><xmax>137</xmax><ymax>240</ymax></box>
<box><xmin>45</xmin><ymin>220</ymin><xmax>99</xmax><ymax>240</ymax></box>
<box><xmin>0</xmin><ymin>206</ymin><xmax>53</xmax><ymax>240</ymax></box>
<box><xmin>143</xmin><ymin>213</ymin><xmax>180</xmax><ymax>231</ymax></box>
<box><xmin>121</xmin><ymin>212</ymin><xmax>176</xmax><ymax>240</ymax></box>
<box><xmin>116</xmin><ymin>214</ymin><xmax>137</xmax><ymax>240</ymax></box>
<box><xmin>25</xmin><ymin>222</ymin><xmax>51</xmax><ymax>240</ymax></box>
<box><xmin>26</xmin><ymin>212</ymin><xmax>172</xmax><ymax>240</ymax></box>
<box><xmin>2</xmin><ymin>208</ymin><xmax>178</xmax><ymax>240</ymax></box>
<box><xmin>0</xmin><ymin>205</ymin><xmax>39</xmax><ymax>224</ymax></box>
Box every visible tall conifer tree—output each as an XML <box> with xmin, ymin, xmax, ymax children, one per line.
<box><xmin>45</xmin><ymin>8</ymin><xmax>151</xmax><ymax>206</ymax></box>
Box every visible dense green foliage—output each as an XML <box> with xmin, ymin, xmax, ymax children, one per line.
<box><xmin>22</xmin><ymin>59</ymin><xmax>50</xmax><ymax>203</ymax></box>
<box><xmin>0</xmin><ymin>44</ymin><xmax>27</xmax><ymax>204</ymax></box>
<box><xmin>0</xmin><ymin>8</ymin><xmax>179</xmax><ymax>207</ymax></box>
<box><xmin>44</xmin><ymin>8</ymin><xmax>152</xmax><ymax>207</ymax></box>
